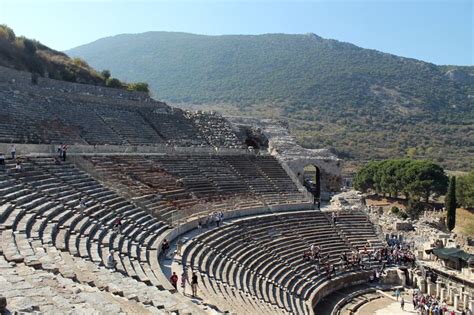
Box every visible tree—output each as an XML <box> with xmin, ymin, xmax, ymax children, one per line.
<box><xmin>101</xmin><ymin>70</ymin><xmax>111</xmax><ymax>80</ymax></box>
<box><xmin>445</xmin><ymin>176</ymin><xmax>456</xmax><ymax>232</ymax></box>
<box><xmin>456</xmin><ymin>171</ymin><xmax>474</xmax><ymax>208</ymax></box>
<box><xmin>406</xmin><ymin>198</ymin><xmax>423</xmax><ymax>220</ymax></box>
<box><xmin>353</xmin><ymin>161</ymin><xmax>379</xmax><ymax>193</ymax></box>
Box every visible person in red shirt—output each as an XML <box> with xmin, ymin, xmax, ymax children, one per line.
<box><xmin>170</xmin><ymin>272</ymin><xmax>178</xmax><ymax>290</ymax></box>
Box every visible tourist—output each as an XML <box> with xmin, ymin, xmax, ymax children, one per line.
<box><xmin>107</xmin><ymin>250</ymin><xmax>116</xmax><ymax>270</ymax></box>
<box><xmin>10</xmin><ymin>145</ymin><xmax>15</xmax><ymax>160</ymax></box>
<box><xmin>215</xmin><ymin>212</ymin><xmax>221</xmax><ymax>227</ymax></box>
<box><xmin>0</xmin><ymin>295</ymin><xmax>11</xmax><ymax>315</ymax></box>
<box><xmin>15</xmin><ymin>161</ymin><xmax>22</xmax><ymax>173</ymax></box>
<box><xmin>162</xmin><ymin>239</ymin><xmax>170</xmax><ymax>257</ymax></box>
<box><xmin>170</xmin><ymin>272</ymin><xmax>178</xmax><ymax>290</ymax></box>
<box><xmin>395</xmin><ymin>288</ymin><xmax>401</xmax><ymax>301</ymax></box>
<box><xmin>113</xmin><ymin>216</ymin><xmax>122</xmax><ymax>232</ymax></box>
<box><xmin>176</xmin><ymin>238</ymin><xmax>184</xmax><ymax>256</ymax></box>
<box><xmin>0</xmin><ymin>153</ymin><xmax>5</xmax><ymax>172</ymax></box>
<box><xmin>191</xmin><ymin>272</ymin><xmax>198</xmax><ymax>297</ymax></box>
<box><xmin>57</xmin><ymin>144</ymin><xmax>63</xmax><ymax>157</ymax></box>
<box><xmin>79</xmin><ymin>198</ymin><xmax>86</xmax><ymax>216</ymax></box>
<box><xmin>400</xmin><ymin>297</ymin><xmax>405</xmax><ymax>310</ymax></box>
<box><xmin>181</xmin><ymin>270</ymin><xmax>188</xmax><ymax>295</ymax></box>
<box><xmin>62</xmin><ymin>144</ymin><xmax>68</xmax><ymax>161</ymax></box>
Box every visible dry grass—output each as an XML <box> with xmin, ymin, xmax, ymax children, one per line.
<box><xmin>454</xmin><ymin>207</ymin><xmax>474</xmax><ymax>238</ymax></box>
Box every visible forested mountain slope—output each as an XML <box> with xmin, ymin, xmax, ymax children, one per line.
<box><xmin>68</xmin><ymin>32</ymin><xmax>474</xmax><ymax>170</ymax></box>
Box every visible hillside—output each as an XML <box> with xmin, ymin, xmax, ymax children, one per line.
<box><xmin>0</xmin><ymin>25</ymin><xmax>148</xmax><ymax>92</ymax></box>
<box><xmin>67</xmin><ymin>32</ymin><xmax>474</xmax><ymax>171</ymax></box>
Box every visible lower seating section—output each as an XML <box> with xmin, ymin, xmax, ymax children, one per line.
<box><xmin>181</xmin><ymin>212</ymin><xmax>352</xmax><ymax>314</ymax></box>
<box><xmin>333</xmin><ymin>210</ymin><xmax>385</xmax><ymax>250</ymax></box>
<box><xmin>0</xmin><ymin>158</ymin><xmax>204</xmax><ymax>314</ymax></box>
<box><xmin>84</xmin><ymin>154</ymin><xmax>309</xmax><ymax>222</ymax></box>
<box><xmin>181</xmin><ymin>211</ymin><xmax>385</xmax><ymax>314</ymax></box>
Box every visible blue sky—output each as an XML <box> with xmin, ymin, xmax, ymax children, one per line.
<box><xmin>1</xmin><ymin>0</ymin><xmax>472</xmax><ymax>65</ymax></box>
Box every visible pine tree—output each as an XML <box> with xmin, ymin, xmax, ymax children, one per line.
<box><xmin>445</xmin><ymin>176</ymin><xmax>457</xmax><ymax>232</ymax></box>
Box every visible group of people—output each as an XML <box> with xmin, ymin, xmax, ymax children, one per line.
<box><xmin>169</xmin><ymin>270</ymin><xmax>199</xmax><ymax>297</ymax></box>
<box><xmin>407</xmin><ymin>289</ymin><xmax>472</xmax><ymax>315</ymax></box>
<box><xmin>198</xmin><ymin>211</ymin><xmax>224</xmax><ymax>229</ymax></box>
<box><xmin>0</xmin><ymin>145</ymin><xmax>21</xmax><ymax>172</ymax></box>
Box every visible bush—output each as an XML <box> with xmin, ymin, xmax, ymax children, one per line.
<box><xmin>390</xmin><ymin>206</ymin><xmax>400</xmax><ymax>214</ymax></box>
<box><xmin>0</xmin><ymin>24</ymin><xmax>15</xmax><ymax>41</ymax></box>
<box><xmin>127</xmin><ymin>82</ymin><xmax>149</xmax><ymax>93</ymax></box>
<box><xmin>106</xmin><ymin>77</ymin><xmax>123</xmax><ymax>88</ymax></box>
<box><xmin>22</xmin><ymin>38</ymin><xmax>37</xmax><ymax>55</ymax></box>
<box><xmin>72</xmin><ymin>58</ymin><xmax>89</xmax><ymax>68</ymax></box>
<box><xmin>398</xmin><ymin>211</ymin><xmax>409</xmax><ymax>220</ymax></box>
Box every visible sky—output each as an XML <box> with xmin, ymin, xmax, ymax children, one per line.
<box><xmin>0</xmin><ymin>0</ymin><xmax>472</xmax><ymax>65</ymax></box>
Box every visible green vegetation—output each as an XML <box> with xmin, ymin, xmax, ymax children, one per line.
<box><xmin>354</xmin><ymin>159</ymin><xmax>448</xmax><ymax>201</ymax></box>
<box><xmin>68</xmin><ymin>32</ymin><xmax>474</xmax><ymax>171</ymax></box>
<box><xmin>445</xmin><ymin>176</ymin><xmax>457</xmax><ymax>231</ymax></box>
<box><xmin>0</xmin><ymin>25</ymin><xmax>150</xmax><ymax>94</ymax></box>
<box><xmin>456</xmin><ymin>171</ymin><xmax>474</xmax><ymax>208</ymax></box>
<box><xmin>127</xmin><ymin>82</ymin><xmax>150</xmax><ymax>93</ymax></box>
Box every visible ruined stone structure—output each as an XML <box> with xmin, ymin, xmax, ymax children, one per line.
<box><xmin>228</xmin><ymin>117</ymin><xmax>342</xmax><ymax>200</ymax></box>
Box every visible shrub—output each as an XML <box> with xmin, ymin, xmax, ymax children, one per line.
<box><xmin>22</xmin><ymin>38</ymin><xmax>37</xmax><ymax>55</ymax></box>
<box><xmin>390</xmin><ymin>206</ymin><xmax>400</xmax><ymax>214</ymax></box>
<box><xmin>0</xmin><ymin>24</ymin><xmax>15</xmax><ymax>41</ymax></box>
<box><xmin>72</xmin><ymin>58</ymin><xmax>89</xmax><ymax>68</ymax></box>
<box><xmin>127</xmin><ymin>82</ymin><xmax>150</xmax><ymax>93</ymax></box>
<box><xmin>106</xmin><ymin>77</ymin><xmax>123</xmax><ymax>88</ymax></box>
<box><xmin>398</xmin><ymin>211</ymin><xmax>409</xmax><ymax>220</ymax></box>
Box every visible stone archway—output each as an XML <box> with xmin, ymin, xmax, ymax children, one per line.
<box><xmin>303</xmin><ymin>164</ymin><xmax>321</xmax><ymax>200</ymax></box>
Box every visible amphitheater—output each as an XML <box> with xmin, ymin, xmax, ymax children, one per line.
<box><xmin>0</xmin><ymin>66</ymin><xmax>472</xmax><ymax>315</ymax></box>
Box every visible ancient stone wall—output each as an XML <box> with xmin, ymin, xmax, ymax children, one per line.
<box><xmin>227</xmin><ymin>116</ymin><xmax>342</xmax><ymax>200</ymax></box>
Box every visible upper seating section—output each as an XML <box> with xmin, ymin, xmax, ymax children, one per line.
<box><xmin>85</xmin><ymin>154</ymin><xmax>309</xmax><ymax>222</ymax></box>
<box><xmin>187</xmin><ymin>111</ymin><xmax>243</xmax><ymax>148</ymax></box>
<box><xmin>0</xmin><ymin>66</ymin><xmax>242</xmax><ymax>147</ymax></box>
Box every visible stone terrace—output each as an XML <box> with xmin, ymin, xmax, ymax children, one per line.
<box><xmin>0</xmin><ymin>66</ymin><xmax>243</xmax><ymax>148</ymax></box>
<box><xmin>82</xmin><ymin>154</ymin><xmax>310</xmax><ymax>223</ymax></box>
<box><xmin>0</xmin><ymin>157</ymin><xmax>206</xmax><ymax>314</ymax></box>
<box><xmin>178</xmin><ymin>211</ymin><xmax>384</xmax><ymax>315</ymax></box>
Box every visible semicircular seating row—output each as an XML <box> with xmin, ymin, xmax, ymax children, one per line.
<box><xmin>0</xmin><ymin>157</ymin><xmax>204</xmax><ymax>314</ymax></box>
<box><xmin>180</xmin><ymin>211</ymin><xmax>382</xmax><ymax>315</ymax></box>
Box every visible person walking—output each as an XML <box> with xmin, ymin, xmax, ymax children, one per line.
<box><xmin>176</xmin><ymin>238</ymin><xmax>184</xmax><ymax>256</ymax></box>
<box><xmin>181</xmin><ymin>270</ymin><xmax>188</xmax><ymax>295</ymax></box>
<box><xmin>0</xmin><ymin>153</ymin><xmax>5</xmax><ymax>172</ymax></box>
<box><xmin>62</xmin><ymin>144</ymin><xmax>68</xmax><ymax>162</ymax></box>
<box><xmin>191</xmin><ymin>272</ymin><xmax>198</xmax><ymax>297</ymax></box>
<box><xmin>107</xmin><ymin>250</ymin><xmax>116</xmax><ymax>270</ymax></box>
<box><xmin>400</xmin><ymin>297</ymin><xmax>405</xmax><ymax>311</ymax></box>
<box><xmin>170</xmin><ymin>272</ymin><xmax>178</xmax><ymax>290</ymax></box>
<box><xmin>10</xmin><ymin>145</ymin><xmax>15</xmax><ymax>160</ymax></box>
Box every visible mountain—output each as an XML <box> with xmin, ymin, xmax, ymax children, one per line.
<box><xmin>67</xmin><ymin>32</ymin><xmax>473</xmax><ymax>171</ymax></box>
